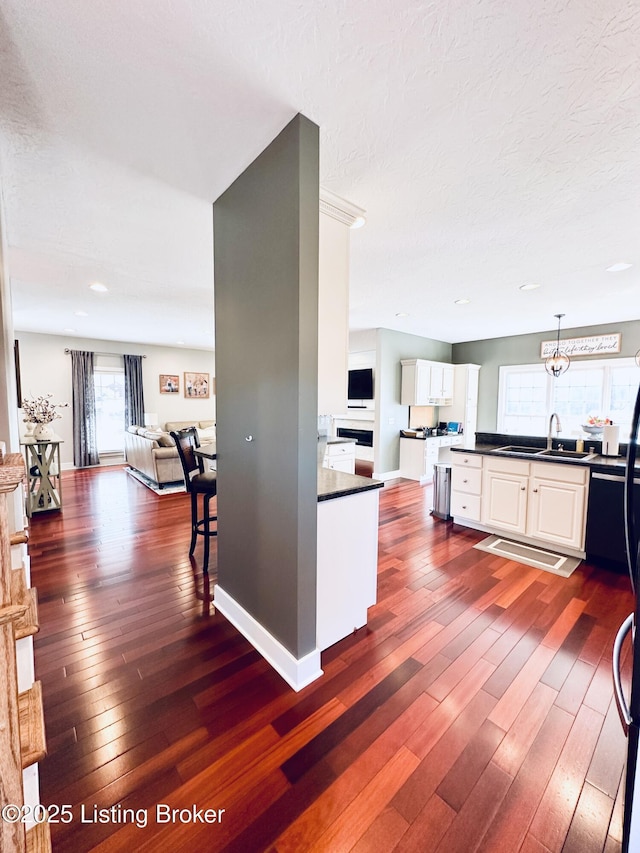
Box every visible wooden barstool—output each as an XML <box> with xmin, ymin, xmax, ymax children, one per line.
<box><xmin>170</xmin><ymin>428</ymin><xmax>217</xmax><ymax>573</ymax></box>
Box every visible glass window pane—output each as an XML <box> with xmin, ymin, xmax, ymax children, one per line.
<box><xmin>94</xmin><ymin>371</ymin><xmax>126</xmax><ymax>453</ymax></box>
<box><xmin>608</xmin><ymin>366</ymin><xmax>639</xmax><ymax>440</ymax></box>
<box><xmin>499</xmin><ymin>358</ymin><xmax>637</xmax><ymax>439</ymax></box>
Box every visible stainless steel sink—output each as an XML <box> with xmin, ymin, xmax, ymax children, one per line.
<box><xmin>536</xmin><ymin>449</ymin><xmax>594</xmax><ymax>459</ymax></box>
<box><xmin>491</xmin><ymin>446</ymin><xmax>597</xmax><ymax>461</ymax></box>
<box><xmin>494</xmin><ymin>445</ymin><xmax>542</xmax><ymax>454</ymax></box>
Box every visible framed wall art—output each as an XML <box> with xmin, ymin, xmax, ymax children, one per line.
<box><xmin>159</xmin><ymin>374</ymin><xmax>180</xmax><ymax>394</ymax></box>
<box><xmin>184</xmin><ymin>372</ymin><xmax>210</xmax><ymax>398</ymax></box>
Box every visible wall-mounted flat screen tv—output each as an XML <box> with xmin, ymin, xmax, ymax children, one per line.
<box><xmin>348</xmin><ymin>367</ymin><xmax>374</xmax><ymax>400</ymax></box>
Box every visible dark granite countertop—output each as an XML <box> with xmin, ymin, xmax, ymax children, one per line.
<box><xmin>317</xmin><ymin>467</ymin><xmax>384</xmax><ymax>502</ymax></box>
<box><xmin>451</xmin><ymin>433</ymin><xmax>637</xmax><ymax>476</ymax></box>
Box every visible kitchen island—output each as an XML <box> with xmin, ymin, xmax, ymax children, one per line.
<box><xmin>215</xmin><ymin>466</ymin><xmax>383</xmax><ymax>690</ymax></box>
<box><xmin>317</xmin><ymin>467</ymin><xmax>383</xmax><ymax>650</ymax></box>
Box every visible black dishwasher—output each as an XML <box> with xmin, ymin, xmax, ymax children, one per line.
<box><xmin>586</xmin><ymin>470</ymin><xmax>640</xmax><ymax>570</ymax></box>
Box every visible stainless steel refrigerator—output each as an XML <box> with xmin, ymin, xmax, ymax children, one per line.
<box><xmin>613</xmin><ymin>382</ymin><xmax>640</xmax><ymax>852</ymax></box>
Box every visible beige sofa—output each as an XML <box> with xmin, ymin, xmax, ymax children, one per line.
<box><xmin>124</xmin><ymin>420</ymin><xmax>216</xmax><ymax>487</ymax></box>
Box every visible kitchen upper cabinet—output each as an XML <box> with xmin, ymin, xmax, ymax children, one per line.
<box><xmin>440</xmin><ymin>364</ymin><xmax>481</xmax><ymax>448</ymax></box>
<box><xmin>400</xmin><ymin>359</ymin><xmax>454</xmax><ymax>406</ymax></box>
<box><xmin>429</xmin><ymin>363</ymin><xmax>454</xmax><ymax>400</ymax></box>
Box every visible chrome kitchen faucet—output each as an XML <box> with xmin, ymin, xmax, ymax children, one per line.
<box><xmin>547</xmin><ymin>413</ymin><xmax>562</xmax><ymax>449</ymax></box>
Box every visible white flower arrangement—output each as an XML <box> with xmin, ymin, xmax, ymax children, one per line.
<box><xmin>22</xmin><ymin>394</ymin><xmax>68</xmax><ymax>424</ymax></box>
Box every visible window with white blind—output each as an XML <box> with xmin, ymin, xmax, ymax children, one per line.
<box><xmin>497</xmin><ymin>357</ymin><xmax>638</xmax><ymax>440</ymax></box>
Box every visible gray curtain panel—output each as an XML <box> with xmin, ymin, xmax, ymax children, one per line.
<box><xmin>124</xmin><ymin>354</ymin><xmax>145</xmax><ymax>428</ymax></box>
<box><xmin>70</xmin><ymin>350</ymin><xmax>100</xmax><ymax>467</ymax></box>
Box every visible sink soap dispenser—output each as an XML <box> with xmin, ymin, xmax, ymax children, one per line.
<box><xmin>576</xmin><ymin>438</ymin><xmax>584</xmax><ymax>453</ymax></box>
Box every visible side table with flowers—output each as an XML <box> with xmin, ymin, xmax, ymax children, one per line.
<box><xmin>19</xmin><ymin>396</ymin><xmax>67</xmax><ymax>516</ymax></box>
<box><xmin>21</xmin><ymin>395</ymin><xmax>68</xmax><ymax>441</ymax></box>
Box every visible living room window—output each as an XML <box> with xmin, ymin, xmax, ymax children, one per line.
<box><xmin>94</xmin><ymin>368</ymin><xmax>126</xmax><ymax>454</ymax></box>
<box><xmin>497</xmin><ymin>357</ymin><xmax>637</xmax><ymax>439</ymax></box>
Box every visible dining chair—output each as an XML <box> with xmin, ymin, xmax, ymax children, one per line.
<box><xmin>170</xmin><ymin>428</ymin><xmax>217</xmax><ymax>573</ymax></box>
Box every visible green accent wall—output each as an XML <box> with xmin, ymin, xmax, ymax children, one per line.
<box><xmin>453</xmin><ymin>319</ymin><xmax>640</xmax><ymax>432</ymax></box>
<box><xmin>213</xmin><ymin>114</ymin><xmax>319</xmax><ymax>658</ymax></box>
<box><xmin>376</xmin><ymin>328</ymin><xmax>452</xmax><ymax>473</ymax></box>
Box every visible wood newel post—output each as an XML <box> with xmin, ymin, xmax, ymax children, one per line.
<box><xmin>0</xmin><ymin>457</ymin><xmax>29</xmax><ymax>852</ymax></box>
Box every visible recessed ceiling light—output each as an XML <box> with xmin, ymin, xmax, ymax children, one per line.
<box><xmin>176</xmin><ymin>340</ymin><xmax>185</xmax><ymax>346</ymax></box>
<box><xmin>351</xmin><ymin>216</ymin><xmax>366</xmax><ymax>229</ymax></box>
<box><xmin>454</xmin><ymin>298</ymin><xmax>470</xmax><ymax>305</ymax></box>
<box><xmin>63</xmin><ymin>328</ymin><xmax>76</xmax><ymax>333</ymax></box>
<box><xmin>74</xmin><ymin>310</ymin><xmax>88</xmax><ymax>317</ymax></box>
<box><xmin>395</xmin><ymin>312</ymin><xmax>409</xmax><ymax>318</ymax></box>
<box><xmin>606</xmin><ymin>262</ymin><xmax>633</xmax><ymax>272</ymax></box>
<box><xmin>89</xmin><ymin>282</ymin><xmax>108</xmax><ymax>292</ymax></box>
<box><xmin>519</xmin><ymin>283</ymin><xmax>540</xmax><ymax>291</ymax></box>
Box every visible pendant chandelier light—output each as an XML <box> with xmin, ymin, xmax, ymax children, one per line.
<box><xmin>545</xmin><ymin>313</ymin><xmax>570</xmax><ymax>378</ymax></box>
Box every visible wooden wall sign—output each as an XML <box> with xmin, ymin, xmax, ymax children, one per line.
<box><xmin>540</xmin><ymin>333</ymin><xmax>621</xmax><ymax>358</ymax></box>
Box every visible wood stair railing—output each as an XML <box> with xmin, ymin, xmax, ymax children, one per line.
<box><xmin>0</xmin><ymin>453</ymin><xmax>50</xmax><ymax>852</ymax></box>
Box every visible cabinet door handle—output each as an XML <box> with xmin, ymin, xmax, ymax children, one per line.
<box><xmin>463</xmin><ymin>479</ymin><xmax>468</xmax><ymax>483</ymax></box>
<box><xmin>521</xmin><ymin>486</ymin><xmax>526</xmax><ymax>491</ymax></box>
<box><xmin>462</xmin><ymin>505</ymin><xmax>467</xmax><ymax>509</ymax></box>
<box><xmin>532</xmin><ymin>488</ymin><xmax>538</xmax><ymax>492</ymax></box>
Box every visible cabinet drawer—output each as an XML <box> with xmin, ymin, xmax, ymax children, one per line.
<box><xmin>326</xmin><ymin>442</ymin><xmax>355</xmax><ymax>457</ymax></box>
<box><xmin>451</xmin><ymin>491</ymin><xmax>481</xmax><ymax>521</ymax></box>
<box><xmin>451</xmin><ymin>466</ymin><xmax>482</xmax><ymax>495</ymax></box>
<box><xmin>452</xmin><ymin>453</ymin><xmax>482</xmax><ymax>469</ymax></box>
<box><xmin>326</xmin><ymin>457</ymin><xmax>355</xmax><ymax>474</ymax></box>
<box><xmin>530</xmin><ymin>461</ymin><xmax>587</xmax><ymax>485</ymax></box>
<box><xmin>485</xmin><ymin>456</ymin><xmax>530</xmax><ymax>476</ymax></box>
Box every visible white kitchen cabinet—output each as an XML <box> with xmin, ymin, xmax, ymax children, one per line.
<box><xmin>317</xmin><ymin>487</ymin><xmax>379</xmax><ymax>650</ymax></box>
<box><xmin>482</xmin><ymin>465</ymin><xmax>529</xmax><ymax>534</ymax></box>
<box><xmin>440</xmin><ymin>364</ymin><xmax>481</xmax><ymax>448</ymax></box>
<box><xmin>323</xmin><ymin>440</ymin><xmax>356</xmax><ymax>474</ymax></box>
<box><xmin>528</xmin><ymin>463</ymin><xmax>587</xmax><ymax>550</ymax></box>
<box><xmin>429</xmin><ymin>363</ymin><xmax>454</xmax><ymax>400</ymax></box>
<box><xmin>469</xmin><ymin>455</ymin><xmax>589</xmax><ymax>555</ymax></box>
<box><xmin>400</xmin><ymin>359</ymin><xmax>455</xmax><ymax>406</ymax></box>
<box><xmin>451</xmin><ymin>454</ymin><xmax>483</xmax><ymax>521</ymax></box>
<box><xmin>400</xmin><ymin>435</ymin><xmax>462</xmax><ymax>484</ymax></box>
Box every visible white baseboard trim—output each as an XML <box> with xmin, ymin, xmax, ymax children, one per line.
<box><xmin>451</xmin><ymin>517</ymin><xmax>586</xmax><ymax>560</ymax></box>
<box><xmin>372</xmin><ymin>468</ymin><xmax>402</xmax><ymax>482</ymax></box>
<box><xmin>214</xmin><ymin>585</ymin><xmax>323</xmax><ymax>692</ymax></box>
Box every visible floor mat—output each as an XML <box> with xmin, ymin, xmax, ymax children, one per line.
<box><xmin>473</xmin><ymin>534</ymin><xmax>581</xmax><ymax>577</ymax></box>
<box><xmin>125</xmin><ymin>466</ymin><xmax>186</xmax><ymax>495</ymax></box>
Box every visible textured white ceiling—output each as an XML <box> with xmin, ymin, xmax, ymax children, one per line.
<box><xmin>1</xmin><ymin>0</ymin><xmax>639</xmax><ymax>350</ymax></box>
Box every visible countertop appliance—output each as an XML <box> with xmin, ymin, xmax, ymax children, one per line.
<box><xmin>613</xmin><ymin>381</ymin><xmax>640</xmax><ymax>853</ymax></box>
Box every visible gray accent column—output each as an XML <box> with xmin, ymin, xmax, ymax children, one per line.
<box><xmin>213</xmin><ymin>114</ymin><xmax>319</xmax><ymax>659</ymax></box>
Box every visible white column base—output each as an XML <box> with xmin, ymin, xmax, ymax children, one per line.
<box><xmin>214</xmin><ymin>585</ymin><xmax>323</xmax><ymax>692</ymax></box>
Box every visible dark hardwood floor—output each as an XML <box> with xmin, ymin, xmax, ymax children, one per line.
<box><xmin>28</xmin><ymin>464</ymin><xmax>633</xmax><ymax>852</ymax></box>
